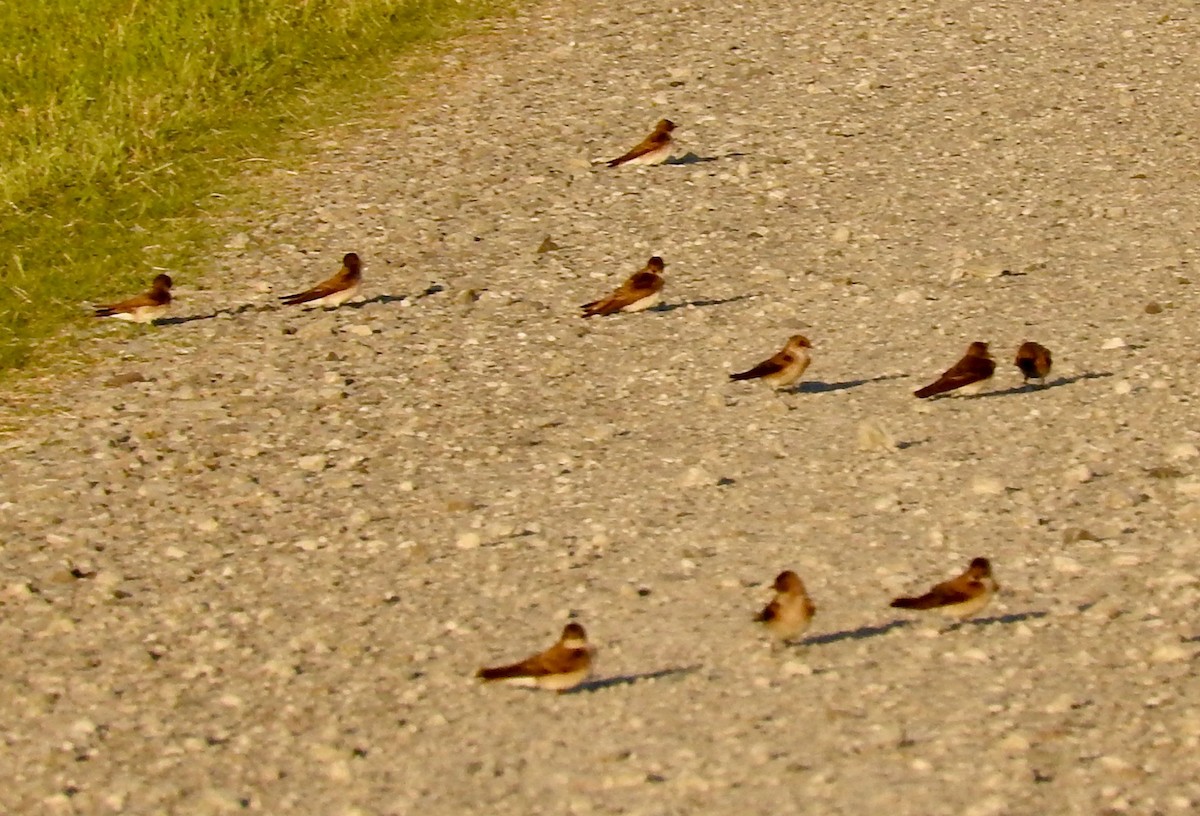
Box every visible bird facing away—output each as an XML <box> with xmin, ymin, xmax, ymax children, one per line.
<box><xmin>913</xmin><ymin>341</ymin><xmax>995</xmax><ymax>398</ymax></box>
<box><xmin>755</xmin><ymin>570</ymin><xmax>817</xmax><ymax>645</ymax></box>
<box><xmin>93</xmin><ymin>274</ymin><xmax>173</xmax><ymax>323</ymax></box>
<box><xmin>580</xmin><ymin>256</ymin><xmax>666</xmax><ymax>317</ymax></box>
<box><xmin>890</xmin><ymin>557</ymin><xmax>998</xmax><ymax>623</ymax></box>
<box><xmin>279</xmin><ymin>252</ymin><xmax>362</xmax><ymax>308</ymax></box>
<box><xmin>1015</xmin><ymin>341</ymin><xmax>1052</xmax><ymax>385</ymax></box>
<box><xmin>606</xmin><ymin>119</ymin><xmax>676</xmax><ymax>167</ymax></box>
<box><xmin>730</xmin><ymin>335</ymin><xmax>813</xmax><ymax>390</ymax></box>
<box><xmin>476</xmin><ymin>623</ymin><xmax>593</xmax><ymax>692</ymax></box>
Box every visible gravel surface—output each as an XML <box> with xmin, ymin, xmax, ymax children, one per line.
<box><xmin>4</xmin><ymin>1</ymin><xmax>1200</xmax><ymax>813</ymax></box>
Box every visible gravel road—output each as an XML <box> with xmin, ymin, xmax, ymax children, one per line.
<box><xmin>4</xmin><ymin>1</ymin><xmax>1200</xmax><ymax>813</ymax></box>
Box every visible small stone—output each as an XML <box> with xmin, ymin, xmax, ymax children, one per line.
<box><xmin>1113</xmin><ymin>380</ymin><xmax>1133</xmax><ymax>395</ymax></box>
<box><xmin>831</xmin><ymin>225</ymin><xmax>851</xmax><ymax>244</ymax></box>
<box><xmin>1101</xmin><ymin>337</ymin><xmax>1127</xmax><ymax>350</ymax></box>
<box><xmin>195</xmin><ymin>517</ymin><xmax>219</xmax><ymax>533</ymax></box>
<box><xmin>1062</xmin><ymin>527</ymin><xmax>1099</xmax><ymax>544</ymax></box>
<box><xmin>1064</xmin><ymin>464</ymin><xmax>1093</xmax><ymax>485</ymax></box>
<box><xmin>297</xmin><ymin>454</ymin><xmax>327</xmax><ymax>472</ymax></box>
<box><xmin>456</xmin><ymin>531</ymin><xmax>482</xmax><ymax>550</ymax></box>
<box><xmin>1168</xmin><ymin>443</ymin><xmax>1199</xmax><ymax>461</ymax></box>
<box><xmin>225</xmin><ymin>232</ymin><xmax>250</xmax><ymax>249</ymax></box>
<box><xmin>1151</xmin><ymin>643</ymin><xmax>1191</xmax><ymax>663</ymax></box>
<box><xmin>1053</xmin><ymin>555</ymin><xmax>1083</xmax><ymax>574</ymax></box>
<box><xmin>894</xmin><ymin>290</ymin><xmax>921</xmax><ymax>304</ymax></box>
<box><xmin>1145</xmin><ymin>302</ymin><xmax>1163</xmax><ymax>314</ymax></box>
<box><xmin>856</xmin><ymin>420</ymin><xmax>896</xmax><ymax>452</ymax></box>
<box><xmin>536</xmin><ymin>236</ymin><xmax>561</xmax><ymax>253</ymax></box>
<box><xmin>782</xmin><ymin>660</ymin><xmax>812</xmax><ymax>677</ymax></box>
<box><xmin>972</xmin><ymin>477</ymin><xmax>1005</xmax><ymax>496</ymax></box>
<box><xmin>106</xmin><ymin>371</ymin><xmax>148</xmax><ymax>387</ymax></box>
<box><xmin>344</xmin><ymin>325</ymin><xmax>373</xmax><ymax>337</ymax></box>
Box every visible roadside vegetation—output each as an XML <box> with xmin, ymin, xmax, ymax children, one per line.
<box><xmin>0</xmin><ymin>0</ymin><xmax>507</xmax><ymax>372</ymax></box>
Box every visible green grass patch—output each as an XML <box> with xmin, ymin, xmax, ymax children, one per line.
<box><xmin>0</xmin><ymin>0</ymin><xmax>509</xmax><ymax>372</ymax></box>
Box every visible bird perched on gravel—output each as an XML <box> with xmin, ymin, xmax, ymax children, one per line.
<box><xmin>913</xmin><ymin>341</ymin><xmax>995</xmax><ymax>398</ymax></box>
<box><xmin>279</xmin><ymin>252</ymin><xmax>362</xmax><ymax>308</ymax></box>
<box><xmin>93</xmin><ymin>274</ymin><xmax>173</xmax><ymax>323</ymax></box>
<box><xmin>729</xmin><ymin>335</ymin><xmax>813</xmax><ymax>390</ymax></box>
<box><xmin>605</xmin><ymin>119</ymin><xmax>676</xmax><ymax>167</ymax></box>
<box><xmin>755</xmin><ymin>570</ymin><xmax>816</xmax><ymax>646</ymax></box>
<box><xmin>580</xmin><ymin>256</ymin><xmax>665</xmax><ymax>317</ymax></box>
<box><xmin>1014</xmin><ymin>341</ymin><xmax>1052</xmax><ymax>386</ymax></box>
<box><xmin>890</xmin><ymin>557</ymin><xmax>998</xmax><ymax>625</ymax></box>
<box><xmin>476</xmin><ymin>623</ymin><xmax>593</xmax><ymax>692</ymax></box>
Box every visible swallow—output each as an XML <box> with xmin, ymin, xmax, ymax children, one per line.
<box><xmin>755</xmin><ymin>570</ymin><xmax>816</xmax><ymax>645</ymax></box>
<box><xmin>581</xmin><ymin>256</ymin><xmax>665</xmax><ymax>316</ymax></box>
<box><xmin>279</xmin><ymin>252</ymin><xmax>362</xmax><ymax>308</ymax></box>
<box><xmin>93</xmin><ymin>274</ymin><xmax>173</xmax><ymax>323</ymax></box>
<box><xmin>476</xmin><ymin>622</ymin><xmax>593</xmax><ymax>692</ymax></box>
<box><xmin>913</xmin><ymin>341</ymin><xmax>995</xmax><ymax>398</ymax></box>
<box><xmin>730</xmin><ymin>335</ymin><xmax>813</xmax><ymax>389</ymax></box>
<box><xmin>1015</xmin><ymin>341</ymin><xmax>1052</xmax><ymax>385</ymax></box>
<box><xmin>605</xmin><ymin>119</ymin><xmax>676</xmax><ymax>168</ymax></box>
<box><xmin>890</xmin><ymin>557</ymin><xmax>998</xmax><ymax>623</ymax></box>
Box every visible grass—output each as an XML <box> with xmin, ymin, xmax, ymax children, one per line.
<box><xmin>0</xmin><ymin>0</ymin><xmax>509</xmax><ymax>373</ymax></box>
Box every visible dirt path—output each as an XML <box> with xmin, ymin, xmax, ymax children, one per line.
<box><xmin>4</xmin><ymin>2</ymin><xmax>1200</xmax><ymax>813</ymax></box>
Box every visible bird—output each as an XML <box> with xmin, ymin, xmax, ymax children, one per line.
<box><xmin>93</xmin><ymin>274</ymin><xmax>173</xmax><ymax>323</ymax></box>
<box><xmin>605</xmin><ymin>119</ymin><xmax>676</xmax><ymax>167</ymax></box>
<box><xmin>476</xmin><ymin>622</ymin><xmax>594</xmax><ymax>692</ymax></box>
<box><xmin>581</xmin><ymin>256</ymin><xmax>665</xmax><ymax>317</ymax></box>
<box><xmin>279</xmin><ymin>252</ymin><xmax>362</xmax><ymax>308</ymax></box>
<box><xmin>755</xmin><ymin>570</ymin><xmax>816</xmax><ymax>645</ymax></box>
<box><xmin>1015</xmin><ymin>341</ymin><xmax>1052</xmax><ymax>385</ymax></box>
<box><xmin>729</xmin><ymin>335</ymin><xmax>813</xmax><ymax>390</ymax></box>
<box><xmin>890</xmin><ymin>557</ymin><xmax>999</xmax><ymax>624</ymax></box>
<box><xmin>913</xmin><ymin>341</ymin><xmax>995</xmax><ymax>398</ymax></box>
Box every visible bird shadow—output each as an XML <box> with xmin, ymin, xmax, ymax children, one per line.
<box><xmin>961</xmin><ymin>371</ymin><xmax>1114</xmax><ymax>399</ymax></box>
<box><xmin>570</xmin><ymin>664</ymin><xmax>701</xmax><ymax>694</ymax></box>
<box><xmin>653</xmin><ymin>294</ymin><xmax>756</xmax><ymax>313</ymax></box>
<box><xmin>967</xmin><ymin>610</ymin><xmax>1049</xmax><ymax>627</ymax></box>
<box><xmin>802</xmin><ymin>619</ymin><xmax>910</xmax><ymax>646</ymax></box>
<box><xmin>664</xmin><ymin>152</ymin><xmax>720</xmax><ymax>166</ymax></box>
<box><xmin>343</xmin><ymin>293</ymin><xmax>411</xmax><ymax>309</ymax></box>
<box><xmin>154</xmin><ymin>303</ymin><xmax>260</xmax><ymax>326</ymax></box>
<box><xmin>789</xmin><ymin>373</ymin><xmax>906</xmax><ymax>395</ymax></box>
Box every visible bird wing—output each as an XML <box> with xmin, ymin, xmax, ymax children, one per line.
<box><xmin>280</xmin><ymin>267</ymin><xmax>353</xmax><ymax>305</ymax></box>
<box><xmin>891</xmin><ymin>576</ymin><xmax>979</xmax><ymax>609</ymax></box>
<box><xmin>755</xmin><ymin>599</ymin><xmax>782</xmax><ymax>623</ymax></box>
<box><xmin>730</xmin><ymin>351</ymin><xmax>789</xmax><ymax>381</ymax></box>
<box><xmin>606</xmin><ymin>133</ymin><xmax>667</xmax><ymax>167</ymax></box>
<box><xmin>581</xmin><ymin>272</ymin><xmax>661</xmax><ymax>316</ymax></box>
<box><xmin>94</xmin><ymin>290</ymin><xmax>164</xmax><ymax>316</ymax></box>
<box><xmin>478</xmin><ymin>643</ymin><xmax>585</xmax><ymax>680</ymax></box>
<box><xmin>914</xmin><ymin>356</ymin><xmax>994</xmax><ymax>397</ymax></box>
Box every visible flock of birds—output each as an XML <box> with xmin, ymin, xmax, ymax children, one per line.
<box><xmin>90</xmin><ymin>119</ymin><xmax>1047</xmax><ymax>693</ymax></box>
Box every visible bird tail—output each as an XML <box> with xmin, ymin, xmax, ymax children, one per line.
<box><xmin>93</xmin><ymin>306</ymin><xmax>116</xmax><ymax>317</ymax></box>
<box><xmin>580</xmin><ymin>299</ymin><xmax>613</xmax><ymax>317</ymax></box>
<box><xmin>913</xmin><ymin>382</ymin><xmax>947</xmax><ymax>399</ymax></box>
<box><xmin>729</xmin><ymin>369</ymin><xmax>757</xmax><ymax>381</ymax></box>
<box><xmin>890</xmin><ymin>595</ymin><xmax>936</xmax><ymax>610</ymax></box>
<box><xmin>280</xmin><ymin>292</ymin><xmax>317</xmax><ymax>306</ymax></box>
<box><xmin>476</xmin><ymin>663</ymin><xmax>527</xmax><ymax>681</ymax></box>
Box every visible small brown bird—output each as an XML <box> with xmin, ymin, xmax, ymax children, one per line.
<box><xmin>606</xmin><ymin>119</ymin><xmax>676</xmax><ymax>167</ymax></box>
<box><xmin>755</xmin><ymin>570</ymin><xmax>817</xmax><ymax>645</ymax></box>
<box><xmin>890</xmin><ymin>557</ymin><xmax>998</xmax><ymax>623</ymax></box>
<box><xmin>93</xmin><ymin>274</ymin><xmax>173</xmax><ymax>323</ymax></box>
<box><xmin>476</xmin><ymin>623</ymin><xmax>594</xmax><ymax>692</ymax></box>
<box><xmin>581</xmin><ymin>256</ymin><xmax>665</xmax><ymax>316</ymax></box>
<box><xmin>914</xmin><ymin>341</ymin><xmax>995</xmax><ymax>398</ymax></box>
<box><xmin>279</xmin><ymin>252</ymin><xmax>362</xmax><ymax>308</ymax></box>
<box><xmin>1015</xmin><ymin>341</ymin><xmax>1052</xmax><ymax>385</ymax></box>
<box><xmin>730</xmin><ymin>335</ymin><xmax>813</xmax><ymax>390</ymax></box>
